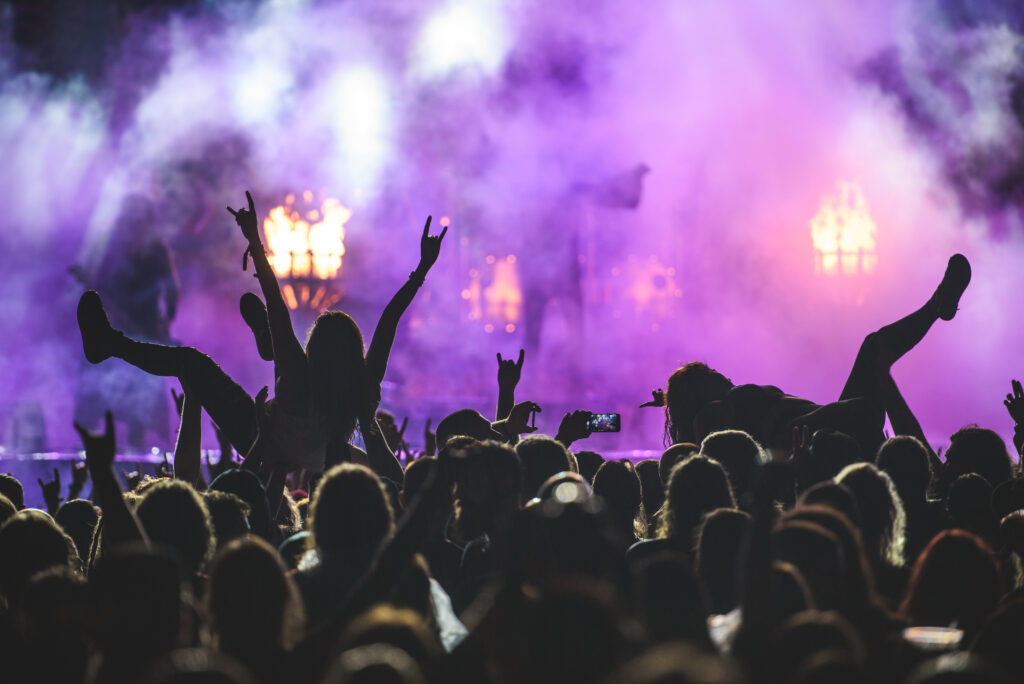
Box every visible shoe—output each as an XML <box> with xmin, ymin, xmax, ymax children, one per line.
<box><xmin>932</xmin><ymin>254</ymin><xmax>971</xmax><ymax>321</ymax></box>
<box><xmin>77</xmin><ymin>291</ymin><xmax>116</xmax><ymax>364</ymax></box>
<box><xmin>240</xmin><ymin>292</ymin><xmax>274</xmax><ymax>361</ymax></box>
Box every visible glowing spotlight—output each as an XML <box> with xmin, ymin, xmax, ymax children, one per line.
<box><xmin>326</xmin><ymin>65</ymin><xmax>391</xmax><ymax>190</ymax></box>
<box><xmin>810</xmin><ymin>181</ymin><xmax>878</xmax><ymax>276</ymax></box>
<box><xmin>413</xmin><ymin>0</ymin><xmax>509</xmax><ymax>80</ymax></box>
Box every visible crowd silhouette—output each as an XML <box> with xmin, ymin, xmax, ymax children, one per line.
<box><xmin>1</xmin><ymin>191</ymin><xmax>1023</xmax><ymax>684</ymax></box>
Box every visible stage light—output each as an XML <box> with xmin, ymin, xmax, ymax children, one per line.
<box><xmin>327</xmin><ymin>65</ymin><xmax>391</xmax><ymax>189</ymax></box>
<box><xmin>413</xmin><ymin>0</ymin><xmax>509</xmax><ymax>80</ymax></box>
<box><xmin>810</xmin><ymin>181</ymin><xmax>878</xmax><ymax>276</ymax></box>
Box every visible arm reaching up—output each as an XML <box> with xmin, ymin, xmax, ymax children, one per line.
<box><xmin>1004</xmin><ymin>379</ymin><xmax>1024</xmax><ymax>463</ymax></box>
<box><xmin>495</xmin><ymin>349</ymin><xmax>524</xmax><ymax>421</ymax></box>
<box><xmin>879</xmin><ymin>370</ymin><xmax>942</xmax><ymax>473</ymax></box>
<box><xmin>365</xmin><ymin>216</ymin><xmax>447</xmax><ymax>384</ymax></box>
<box><xmin>172</xmin><ymin>385</ymin><xmax>205</xmax><ymax>490</ymax></box>
<box><xmin>74</xmin><ymin>412</ymin><xmax>147</xmax><ymax>547</ymax></box>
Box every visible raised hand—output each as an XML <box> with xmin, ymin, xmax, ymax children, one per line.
<box><xmin>209</xmin><ymin>419</ymin><xmax>235</xmax><ymax>480</ymax></box>
<box><xmin>506</xmin><ymin>401</ymin><xmax>542</xmax><ymax>437</ymax></box>
<box><xmin>1005</xmin><ymin>379</ymin><xmax>1024</xmax><ymax>424</ymax></box>
<box><xmin>556</xmin><ymin>410</ymin><xmax>592</xmax><ymax>448</ymax></box>
<box><xmin>424</xmin><ymin>418</ymin><xmax>436</xmax><ymax>456</ymax></box>
<box><xmin>156</xmin><ymin>452</ymin><xmax>173</xmax><ymax>479</ymax></box>
<box><xmin>68</xmin><ymin>460</ymin><xmax>89</xmax><ymax>497</ymax></box>
<box><xmin>74</xmin><ymin>411</ymin><xmax>116</xmax><ymax>474</ymax></box>
<box><xmin>417</xmin><ymin>216</ymin><xmax>447</xmax><ymax>273</ymax></box>
<box><xmin>171</xmin><ymin>387</ymin><xmax>185</xmax><ymax>417</ymax></box>
<box><xmin>37</xmin><ymin>467</ymin><xmax>62</xmax><ymax>515</ymax></box>
<box><xmin>226</xmin><ymin>190</ymin><xmax>260</xmax><ymax>243</ymax></box>
<box><xmin>640</xmin><ymin>389</ymin><xmax>665</xmax><ymax>408</ymax></box>
<box><xmin>789</xmin><ymin>425</ymin><xmax>811</xmax><ymax>462</ymax></box>
<box><xmin>497</xmin><ymin>349</ymin><xmax>525</xmax><ymax>390</ymax></box>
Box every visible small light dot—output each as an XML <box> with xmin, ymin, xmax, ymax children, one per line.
<box><xmin>485</xmin><ymin>255</ymin><xmax>496</xmax><ymax>265</ymax></box>
<box><xmin>484</xmin><ymin>324</ymin><xmax>494</xmax><ymax>333</ymax></box>
<box><xmin>440</xmin><ymin>216</ymin><xmax>451</xmax><ymax>227</ymax></box>
<box><xmin>151</xmin><ymin>447</ymin><xmax>160</xmax><ymax>455</ymax></box>
<box><xmin>505</xmin><ymin>324</ymin><xmax>515</xmax><ymax>333</ymax></box>
<box><xmin>469</xmin><ymin>269</ymin><xmax>479</xmax><ymax>278</ymax></box>
<box><xmin>506</xmin><ymin>254</ymin><xmax>517</xmax><ymax>263</ymax></box>
<box><xmin>461</xmin><ymin>290</ymin><xmax>472</xmax><ymax>300</ymax></box>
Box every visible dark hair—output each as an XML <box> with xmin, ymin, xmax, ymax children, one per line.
<box><xmin>658</xmin><ymin>455</ymin><xmax>736</xmax><ymax>546</ymax></box>
<box><xmin>700</xmin><ymin>429</ymin><xmax>763</xmax><ymax>506</ymax></box>
<box><xmin>796</xmin><ymin>429</ymin><xmax>860</xmax><ymax>492</ymax></box>
<box><xmin>310</xmin><ymin>464</ymin><xmax>394</xmax><ymax>560</ymax></box>
<box><xmin>665</xmin><ymin>362</ymin><xmax>733</xmax><ymax>444</ymax></box>
<box><xmin>659</xmin><ymin>443</ymin><xmax>697</xmax><ymax>485</ymax></box>
<box><xmin>55</xmin><ymin>498</ymin><xmax>99</xmax><ymax>562</ymax></box>
<box><xmin>696</xmin><ymin>508</ymin><xmax>751</xmax><ymax>614</ymax></box>
<box><xmin>592</xmin><ymin>460</ymin><xmax>644</xmax><ymax>541</ymax></box>
<box><xmin>575</xmin><ymin>450</ymin><xmax>606</xmax><ymax>484</ymax></box>
<box><xmin>454</xmin><ymin>441</ymin><xmax>522</xmax><ymax>542</ymax></box>
<box><xmin>402</xmin><ymin>456</ymin><xmax>436</xmax><ymax>506</ymax></box>
<box><xmin>209</xmin><ymin>468</ymin><xmax>274</xmax><ymax>542</ymax></box>
<box><xmin>136</xmin><ymin>479</ymin><xmax>215</xmax><ymax>577</ymax></box>
<box><xmin>944</xmin><ymin>426</ymin><xmax>1013</xmax><ymax>490</ymax></box>
<box><xmin>634</xmin><ymin>551</ymin><xmax>712</xmax><ymax>647</ymax></box>
<box><xmin>516</xmin><ymin>436</ymin><xmax>575</xmax><ymax>503</ymax></box>
<box><xmin>835</xmin><ymin>463</ymin><xmax>906</xmax><ymax>568</ymax></box>
<box><xmin>0</xmin><ymin>510</ymin><xmax>79</xmax><ymax>607</ymax></box>
<box><xmin>203</xmin><ymin>491</ymin><xmax>252</xmax><ymax>550</ymax></box>
<box><xmin>799</xmin><ymin>481</ymin><xmax>862</xmax><ymax>527</ymax></box>
<box><xmin>0</xmin><ymin>473</ymin><xmax>25</xmax><ymax>510</ymax></box>
<box><xmin>634</xmin><ymin>459</ymin><xmax>664</xmax><ymax>522</ymax></box>
<box><xmin>876</xmin><ymin>435</ymin><xmax>932</xmax><ymax>502</ymax></box>
<box><xmin>305</xmin><ymin>310</ymin><xmax>368</xmax><ymax>444</ymax></box>
<box><xmin>0</xmin><ymin>493</ymin><xmax>19</xmax><ymax>528</ymax></box>
<box><xmin>901</xmin><ymin>530</ymin><xmax>1003</xmax><ymax>641</ymax></box>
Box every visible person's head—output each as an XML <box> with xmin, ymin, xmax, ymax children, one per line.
<box><xmin>209</xmin><ymin>468</ymin><xmax>274</xmax><ymax>542</ymax></box>
<box><xmin>454</xmin><ymin>441</ymin><xmax>522</xmax><ymax>542</ymax></box>
<box><xmin>700</xmin><ymin>430</ymin><xmax>764</xmax><ymax>508</ymax></box>
<box><xmin>207</xmin><ymin>536</ymin><xmax>305</xmax><ymax>659</ymax></box>
<box><xmin>0</xmin><ymin>493</ymin><xmax>16</xmax><ymax>527</ymax></box>
<box><xmin>696</xmin><ymin>508</ymin><xmax>752</xmax><ymax>615</ymax></box>
<box><xmin>771</xmin><ymin>611</ymin><xmax>865</xmax><ymax>684</ymax></box>
<box><xmin>203</xmin><ymin>491</ymin><xmax>251</xmax><ymax>550</ymax></box>
<box><xmin>516</xmin><ymin>436</ymin><xmax>575</xmax><ymax>504</ymax></box>
<box><xmin>659</xmin><ymin>443</ymin><xmax>698</xmax><ymax>485</ymax></box>
<box><xmin>944</xmin><ymin>426</ymin><xmax>1013</xmax><ymax>490</ymax></box>
<box><xmin>946</xmin><ymin>474</ymin><xmax>998</xmax><ymax>544</ymax></box>
<box><xmin>970</xmin><ymin>598</ymin><xmax>1024</xmax><ymax>680</ymax></box>
<box><xmin>322</xmin><ymin>644</ymin><xmax>426</xmax><ymax>684</ymax></box>
<box><xmin>435</xmin><ymin>409</ymin><xmax>502</xmax><ymax>449</ymax></box>
<box><xmin>55</xmin><ymin>498</ymin><xmax>99</xmax><ymax>562</ymax></box>
<box><xmin>305</xmin><ymin>310</ymin><xmax>368</xmax><ymax>442</ymax></box>
<box><xmin>605</xmin><ymin>642</ymin><xmax>741</xmax><ymax>684</ymax></box>
<box><xmin>665</xmin><ymin>363</ymin><xmax>734</xmax><ymax>444</ymax></box>
<box><xmin>336</xmin><ymin>604</ymin><xmax>442</xmax><ymax>681</ymax></box>
<box><xmin>772</xmin><ymin>521</ymin><xmax>844</xmax><ymax>611</ymax></box>
<box><xmin>901</xmin><ymin>530</ymin><xmax>1003</xmax><ymax>641</ymax></box>
<box><xmin>876</xmin><ymin>435</ymin><xmax>933</xmax><ymax>504</ymax></box>
<box><xmin>0</xmin><ymin>473</ymin><xmax>25</xmax><ymax>510</ymax></box>
<box><xmin>634</xmin><ymin>459</ymin><xmax>664</xmax><ymax>520</ymax></box>
<box><xmin>401</xmin><ymin>456</ymin><xmax>436</xmax><ymax>509</ymax></box>
<box><xmin>658</xmin><ymin>455</ymin><xmax>736</xmax><ymax>547</ymax></box>
<box><xmin>575</xmin><ymin>450</ymin><xmax>605</xmax><ymax>484</ymax></box>
<box><xmin>796</xmin><ymin>429</ymin><xmax>860</xmax><ymax>493</ymax></box>
<box><xmin>0</xmin><ymin>509</ymin><xmax>79</xmax><ymax>608</ymax></box>
<box><xmin>592</xmin><ymin>460</ymin><xmax>644</xmax><ymax>541</ymax></box>
<box><xmin>18</xmin><ymin>567</ymin><xmax>89</xmax><ymax>683</ymax></box>
<box><xmin>310</xmin><ymin>463</ymin><xmax>394</xmax><ymax>563</ymax></box>
<box><xmin>535</xmin><ymin>471</ymin><xmax>593</xmax><ymax>505</ymax></box>
<box><xmin>633</xmin><ymin>551</ymin><xmax>712</xmax><ymax>646</ymax></box>
<box><xmin>835</xmin><ymin>463</ymin><xmax>906</xmax><ymax>568</ymax></box>
<box><xmin>136</xmin><ymin>479</ymin><xmax>215</xmax><ymax>577</ymax></box>
<box><xmin>799</xmin><ymin>481</ymin><xmax>862</xmax><ymax>528</ymax></box>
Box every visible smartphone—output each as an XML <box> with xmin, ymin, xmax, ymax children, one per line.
<box><xmin>587</xmin><ymin>412</ymin><xmax>621</xmax><ymax>433</ymax></box>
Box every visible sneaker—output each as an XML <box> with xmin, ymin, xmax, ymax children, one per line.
<box><xmin>240</xmin><ymin>292</ymin><xmax>274</xmax><ymax>361</ymax></box>
<box><xmin>933</xmin><ymin>254</ymin><xmax>971</xmax><ymax>321</ymax></box>
<box><xmin>77</xmin><ymin>291</ymin><xmax>116</xmax><ymax>364</ymax></box>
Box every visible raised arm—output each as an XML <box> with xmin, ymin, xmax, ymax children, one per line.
<box><xmin>495</xmin><ymin>350</ymin><xmax>524</xmax><ymax>421</ymax></box>
<box><xmin>75</xmin><ymin>412</ymin><xmax>147</xmax><ymax>547</ymax></box>
<box><xmin>1004</xmin><ymin>379</ymin><xmax>1024</xmax><ymax>466</ymax></box>
<box><xmin>227</xmin><ymin>192</ymin><xmax>305</xmax><ymax>376</ymax></box>
<box><xmin>172</xmin><ymin>385</ymin><xmax>205</xmax><ymax>490</ymax></box>
<box><xmin>365</xmin><ymin>216</ymin><xmax>447</xmax><ymax>383</ymax></box>
<box><xmin>879</xmin><ymin>370</ymin><xmax>942</xmax><ymax>472</ymax></box>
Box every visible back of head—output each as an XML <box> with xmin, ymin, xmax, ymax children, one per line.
<box><xmin>209</xmin><ymin>468</ymin><xmax>273</xmax><ymax>542</ymax></box>
<box><xmin>18</xmin><ymin>567</ymin><xmax>89</xmax><ymax>683</ymax></box>
<box><xmin>0</xmin><ymin>473</ymin><xmax>24</xmax><ymax>510</ymax></box>
<box><xmin>666</xmin><ymin>363</ymin><xmax>733</xmax><ymax>444</ymax></box>
<box><xmin>901</xmin><ymin>530</ymin><xmax>1002</xmax><ymax>640</ymax></box>
<box><xmin>311</xmin><ymin>464</ymin><xmax>394</xmax><ymax>561</ymax></box>
<box><xmin>323</xmin><ymin>644</ymin><xmax>426</xmax><ymax>684</ymax></box>
<box><xmin>799</xmin><ymin>481</ymin><xmax>862</xmax><ymax>528</ymax></box>
<box><xmin>946</xmin><ymin>473</ymin><xmax>998</xmax><ymax>543</ymax></box>
<box><xmin>592</xmin><ymin>460</ymin><xmax>643</xmax><ymax>540</ymax></box>
<box><xmin>876</xmin><ymin>435</ymin><xmax>932</xmax><ymax>502</ymax></box>
<box><xmin>605</xmin><ymin>641</ymin><xmax>741</xmax><ymax>684</ymax></box>
<box><xmin>696</xmin><ymin>508</ymin><xmax>752</xmax><ymax>614</ymax></box>
<box><xmin>0</xmin><ymin>493</ymin><xmax>18</xmax><ymax>527</ymax></box>
<box><xmin>401</xmin><ymin>456</ymin><xmax>436</xmax><ymax>507</ymax></box>
<box><xmin>337</xmin><ymin>604</ymin><xmax>441</xmax><ymax>681</ymax></box>
<box><xmin>0</xmin><ymin>509</ymin><xmax>77</xmax><ymax>607</ymax></box>
<box><xmin>137</xmin><ymin>479</ymin><xmax>215</xmax><ymax>577</ymax></box>
<box><xmin>455</xmin><ymin>441</ymin><xmax>522</xmax><ymax>541</ymax></box>
<box><xmin>944</xmin><ymin>427</ymin><xmax>1013</xmax><ymax>490</ymax></box>
<box><xmin>139</xmin><ymin>648</ymin><xmax>259</xmax><ymax>684</ymax></box>
<box><xmin>660</xmin><ymin>443</ymin><xmax>698</xmax><ymax>485</ymax></box>
<box><xmin>517</xmin><ymin>436</ymin><xmax>575</xmax><ymax>502</ymax></box>
<box><xmin>700</xmin><ymin>430</ymin><xmax>763</xmax><ymax>508</ymax></box>
<box><xmin>55</xmin><ymin>498</ymin><xmax>99</xmax><ymax>562</ymax></box>
<box><xmin>436</xmin><ymin>409</ymin><xmax>496</xmax><ymax>449</ymax></box>
<box><xmin>786</xmin><ymin>505</ymin><xmax>877</xmax><ymax>611</ymax></box>
<box><xmin>208</xmin><ymin>536</ymin><xmax>304</xmax><ymax>656</ymax></box>
<box><xmin>203</xmin><ymin>491</ymin><xmax>251</xmax><ymax>550</ymax></box>
<box><xmin>772</xmin><ymin>610</ymin><xmax>865</xmax><ymax>684</ymax></box>
<box><xmin>634</xmin><ymin>459</ymin><xmax>664</xmax><ymax>516</ymax></box>
<box><xmin>799</xmin><ymin>429</ymin><xmax>860</xmax><ymax>492</ymax></box>
<box><xmin>575</xmin><ymin>450</ymin><xmax>606</xmax><ymax>484</ymax></box>
<box><xmin>835</xmin><ymin>463</ymin><xmax>906</xmax><ymax>567</ymax></box>
<box><xmin>658</xmin><ymin>455</ymin><xmax>736</xmax><ymax>546</ymax></box>
<box><xmin>970</xmin><ymin>598</ymin><xmax>1024</xmax><ymax>680</ymax></box>
<box><xmin>772</xmin><ymin>521</ymin><xmax>844</xmax><ymax>611</ymax></box>
<box><xmin>305</xmin><ymin>310</ymin><xmax>366</xmax><ymax>442</ymax></box>
<box><xmin>634</xmin><ymin>551</ymin><xmax>712</xmax><ymax>646</ymax></box>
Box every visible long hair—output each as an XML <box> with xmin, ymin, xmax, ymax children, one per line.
<box><xmin>664</xmin><ymin>362</ymin><xmax>733</xmax><ymax>445</ymax></box>
<box><xmin>305</xmin><ymin>311</ymin><xmax>368</xmax><ymax>443</ymax></box>
<box><xmin>657</xmin><ymin>455</ymin><xmax>736</xmax><ymax>547</ymax></box>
